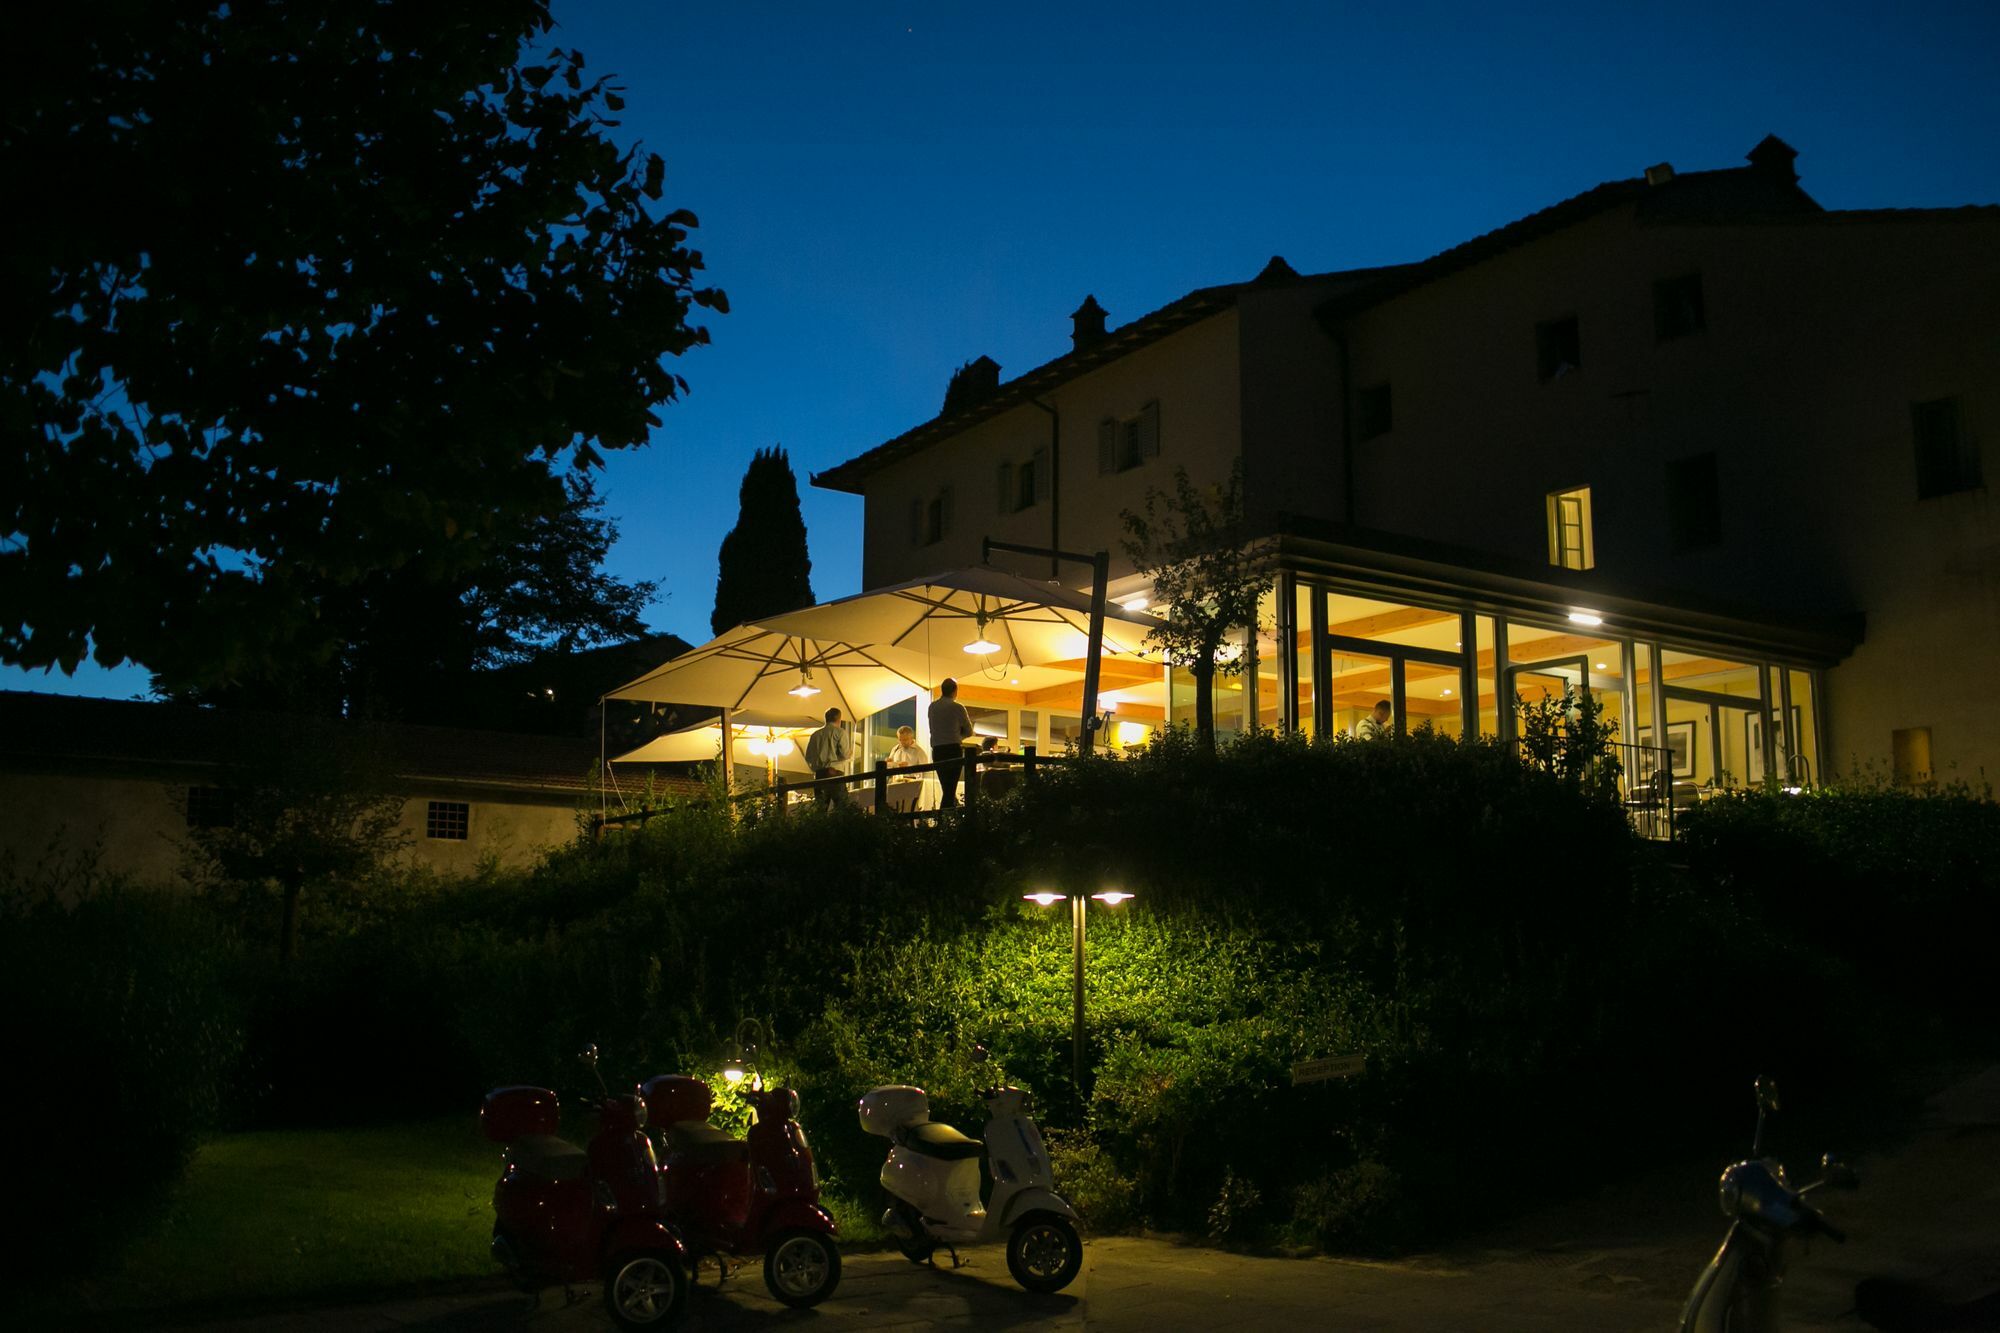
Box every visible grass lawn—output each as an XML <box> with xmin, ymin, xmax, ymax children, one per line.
<box><xmin>84</xmin><ymin>1118</ymin><xmax>500</xmax><ymax>1312</ymax></box>
<box><xmin>64</xmin><ymin>1117</ymin><xmax>884</xmax><ymax>1315</ymax></box>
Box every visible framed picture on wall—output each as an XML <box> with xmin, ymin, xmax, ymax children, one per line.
<box><xmin>1746</xmin><ymin>708</ymin><xmax>1804</xmax><ymax>785</ymax></box>
<box><xmin>1638</xmin><ymin>722</ymin><xmax>1697</xmax><ymax>780</ymax></box>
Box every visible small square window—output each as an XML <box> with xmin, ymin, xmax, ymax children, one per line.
<box><xmin>1546</xmin><ymin>486</ymin><xmax>1595</xmax><ymax>570</ymax></box>
<box><xmin>1356</xmin><ymin>382</ymin><xmax>1393</xmax><ymax>441</ymax></box>
<box><xmin>1653</xmin><ymin>273</ymin><xmax>1706</xmax><ymax>341</ymax></box>
<box><xmin>1666</xmin><ymin>452</ymin><xmax>1721</xmax><ymax>550</ymax></box>
<box><xmin>426</xmin><ymin>800</ymin><xmax>470</xmax><ymax>841</ymax></box>
<box><xmin>1536</xmin><ymin>316</ymin><xmax>1581</xmax><ymax>382</ymax></box>
<box><xmin>910</xmin><ymin>486</ymin><xmax>955</xmax><ymax>546</ymax></box>
<box><xmin>1913</xmin><ymin>397</ymin><xmax>1980</xmax><ymax>498</ymax></box>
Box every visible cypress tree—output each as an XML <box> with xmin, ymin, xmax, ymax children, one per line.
<box><xmin>712</xmin><ymin>446</ymin><xmax>816</xmax><ymax>635</ymax></box>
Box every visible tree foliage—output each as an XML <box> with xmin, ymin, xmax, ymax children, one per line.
<box><xmin>160</xmin><ymin>474</ymin><xmax>657</xmax><ymax>720</ymax></box>
<box><xmin>711</xmin><ymin>446</ymin><xmax>814</xmax><ymax>635</ymax></box>
<box><xmin>2</xmin><ymin>1</ymin><xmax>724</xmax><ymax>687</ymax></box>
<box><xmin>1119</xmin><ymin>461</ymin><xmax>1269</xmax><ymax>748</ymax></box>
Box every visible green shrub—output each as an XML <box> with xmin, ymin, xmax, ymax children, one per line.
<box><xmin>0</xmin><ymin>885</ymin><xmax>246</xmax><ymax>1281</ymax></box>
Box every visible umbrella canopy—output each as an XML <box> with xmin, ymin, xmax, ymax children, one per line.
<box><xmin>611</xmin><ymin>710</ymin><xmax>817</xmax><ymax>769</ymax></box>
<box><xmin>604</xmin><ymin>623</ymin><xmax>938</xmax><ymax>720</ymax></box>
<box><xmin>754</xmin><ymin>567</ymin><xmax>1155</xmax><ymax>674</ymax></box>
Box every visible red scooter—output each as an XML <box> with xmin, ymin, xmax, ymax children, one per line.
<box><xmin>641</xmin><ymin>1073</ymin><xmax>841</xmax><ymax>1307</ymax></box>
<box><xmin>482</xmin><ymin>1046</ymin><xmax>689</xmax><ymax>1329</ymax></box>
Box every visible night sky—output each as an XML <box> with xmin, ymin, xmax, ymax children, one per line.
<box><xmin>15</xmin><ymin>1</ymin><xmax>2000</xmax><ymax>700</ymax></box>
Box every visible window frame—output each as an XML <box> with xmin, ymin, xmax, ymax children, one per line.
<box><xmin>1545</xmin><ymin>485</ymin><xmax>1596</xmax><ymax>570</ymax></box>
<box><xmin>426</xmin><ymin>799</ymin><xmax>471</xmax><ymax>841</ymax></box>
<box><xmin>1535</xmin><ymin>315</ymin><xmax>1582</xmax><ymax>382</ymax></box>
<box><xmin>1912</xmin><ymin>396</ymin><xmax>1980</xmax><ymax>499</ymax></box>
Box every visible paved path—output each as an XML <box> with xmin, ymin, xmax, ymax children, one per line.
<box><xmin>136</xmin><ymin>1066</ymin><xmax>2000</xmax><ymax>1333</ymax></box>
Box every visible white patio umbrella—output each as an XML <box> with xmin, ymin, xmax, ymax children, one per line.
<box><xmin>610</xmin><ymin>709</ymin><xmax>818</xmax><ymax>770</ymax></box>
<box><xmin>603</xmin><ymin>624</ymin><xmax>939</xmax><ymax>721</ymax></box>
<box><xmin>753</xmin><ymin>567</ymin><xmax>1155</xmax><ymax>674</ymax></box>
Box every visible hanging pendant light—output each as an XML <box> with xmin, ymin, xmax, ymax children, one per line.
<box><xmin>788</xmin><ymin>668</ymin><xmax>821</xmax><ymax>698</ymax></box>
<box><xmin>964</xmin><ymin>609</ymin><xmax>1002</xmax><ymax>656</ymax></box>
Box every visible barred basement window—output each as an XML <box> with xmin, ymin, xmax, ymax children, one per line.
<box><xmin>426</xmin><ymin>800</ymin><xmax>470</xmax><ymax>841</ymax></box>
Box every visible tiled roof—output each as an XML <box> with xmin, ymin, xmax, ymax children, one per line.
<box><xmin>809</xmin><ymin>261</ymin><xmax>1412</xmax><ymax>494</ymax></box>
<box><xmin>1316</xmin><ymin>154</ymin><xmax>1824</xmax><ymax>325</ymax></box>
<box><xmin>0</xmin><ymin>691</ymin><xmax>698</xmax><ymax>797</ymax></box>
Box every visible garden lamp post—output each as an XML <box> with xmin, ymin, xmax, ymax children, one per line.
<box><xmin>1024</xmin><ymin>889</ymin><xmax>1135</xmax><ymax>1092</ymax></box>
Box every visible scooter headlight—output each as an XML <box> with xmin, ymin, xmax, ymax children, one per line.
<box><xmin>786</xmin><ymin>1088</ymin><xmax>800</xmax><ymax>1120</ymax></box>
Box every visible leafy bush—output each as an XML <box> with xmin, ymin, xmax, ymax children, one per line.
<box><xmin>0</xmin><ymin>885</ymin><xmax>246</xmax><ymax>1281</ymax></box>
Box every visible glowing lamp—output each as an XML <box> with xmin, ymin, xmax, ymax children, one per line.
<box><xmin>1119</xmin><ymin>596</ymin><xmax>1150</xmax><ymax>611</ymax></box>
<box><xmin>1568</xmin><ymin>611</ymin><xmax>1604</xmax><ymax>627</ymax></box>
<box><xmin>788</xmin><ymin>669</ymin><xmax>821</xmax><ymax>698</ymax></box>
<box><xmin>1023</xmin><ymin>891</ymin><xmax>1067</xmax><ymax>906</ymax></box>
<box><xmin>722</xmin><ymin>1062</ymin><xmax>747</xmax><ymax>1085</ymax></box>
<box><xmin>965</xmin><ymin>636</ymin><xmax>1003</xmax><ymax>655</ymax></box>
<box><xmin>1091</xmin><ymin>891</ymin><xmax>1135</xmax><ymax>906</ymax></box>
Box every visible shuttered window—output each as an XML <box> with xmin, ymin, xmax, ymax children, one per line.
<box><xmin>1097</xmin><ymin>401</ymin><xmax>1162</xmax><ymax>474</ymax></box>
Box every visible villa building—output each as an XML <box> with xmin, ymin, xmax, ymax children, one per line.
<box><xmin>811</xmin><ymin>137</ymin><xmax>2000</xmax><ymax>789</ymax></box>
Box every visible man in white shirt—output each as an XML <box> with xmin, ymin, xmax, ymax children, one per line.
<box><xmin>1353</xmin><ymin>700</ymin><xmax>1392</xmax><ymax>740</ymax></box>
<box><xmin>803</xmin><ymin>707</ymin><xmax>850</xmax><ymax>805</ymax></box>
<box><xmin>926</xmin><ymin>678</ymin><xmax>975</xmax><ymax>807</ymax></box>
<box><xmin>887</xmin><ymin>725</ymin><xmax>928</xmax><ymax>769</ymax></box>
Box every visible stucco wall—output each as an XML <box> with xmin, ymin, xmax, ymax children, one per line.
<box><xmin>1325</xmin><ymin>206</ymin><xmax>1999</xmax><ymax>778</ymax></box>
<box><xmin>0</xmin><ymin>771</ymin><xmax>588</xmax><ymax>890</ymax></box>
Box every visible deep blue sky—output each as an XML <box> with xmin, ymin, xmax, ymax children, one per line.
<box><xmin>16</xmin><ymin>0</ymin><xmax>2000</xmax><ymax>700</ymax></box>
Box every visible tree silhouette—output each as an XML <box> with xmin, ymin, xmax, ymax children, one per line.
<box><xmin>1121</xmin><ymin>461</ymin><xmax>1269</xmax><ymax>750</ymax></box>
<box><xmin>160</xmin><ymin>475</ymin><xmax>657</xmax><ymax>721</ymax></box>
<box><xmin>712</xmin><ymin>447</ymin><xmax>815</xmax><ymax>635</ymax></box>
<box><xmin>3</xmin><ymin>2</ymin><xmax>724</xmax><ymax>688</ymax></box>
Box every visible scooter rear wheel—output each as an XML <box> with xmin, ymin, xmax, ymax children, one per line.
<box><xmin>764</xmin><ymin>1228</ymin><xmax>841</xmax><ymax>1307</ymax></box>
<box><xmin>603</xmin><ymin>1249</ymin><xmax>687</xmax><ymax>1328</ymax></box>
<box><xmin>1006</xmin><ymin>1212</ymin><xmax>1082</xmax><ymax>1293</ymax></box>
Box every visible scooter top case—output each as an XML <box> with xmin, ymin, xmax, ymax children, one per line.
<box><xmin>858</xmin><ymin>1085</ymin><xmax>931</xmax><ymax>1136</ymax></box>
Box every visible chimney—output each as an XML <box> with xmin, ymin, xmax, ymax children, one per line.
<box><xmin>1644</xmin><ymin>162</ymin><xmax>1676</xmax><ymax>186</ymax></box>
<box><xmin>1746</xmin><ymin>134</ymin><xmax>1799</xmax><ymax>183</ymax></box>
<box><xmin>941</xmin><ymin>355</ymin><xmax>1001</xmax><ymax>416</ymax></box>
<box><xmin>1252</xmin><ymin>255</ymin><xmax>1299</xmax><ymax>285</ymax></box>
<box><xmin>1070</xmin><ymin>295</ymin><xmax>1108</xmax><ymax>351</ymax></box>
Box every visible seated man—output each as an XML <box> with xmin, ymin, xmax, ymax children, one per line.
<box><xmin>887</xmin><ymin>725</ymin><xmax>928</xmax><ymax>769</ymax></box>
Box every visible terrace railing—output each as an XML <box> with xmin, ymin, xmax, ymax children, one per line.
<box><xmin>592</xmin><ymin>744</ymin><xmax>1066</xmax><ymax>837</ymax></box>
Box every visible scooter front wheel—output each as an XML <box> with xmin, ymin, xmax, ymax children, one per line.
<box><xmin>603</xmin><ymin>1249</ymin><xmax>687</xmax><ymax>1328</ymax></box>
<box><xmin>764</xmin><ymin>1228</ymin><xmax>841</xmax><ymax>1307</ymax></box>
<box><xmin>1006</xmin><ymin>1212</ymin><xmax>1082</xmax><ymax>1293</ymax></box>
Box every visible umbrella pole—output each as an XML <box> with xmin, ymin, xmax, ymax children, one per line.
<box><xmin>719</xmin><ymin>705</ymin><xmax>736</xmax><ymax>793</ymax></box>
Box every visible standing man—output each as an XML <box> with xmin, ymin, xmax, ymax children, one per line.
<box><xmin>804</xmin><ymin>706</ymin><xmax>850</xmax><ymax>806</ymax></box>
<box><xmin>927</xmin><ymin>678</ymin><xmax>975</xmax><ymax>808</ymax></box>
<box><xmin>1352</xmin><ymin>699</ymin><xmax>1393</xmax><ymax>740</ymax></box>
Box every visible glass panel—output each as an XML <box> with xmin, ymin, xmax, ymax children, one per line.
<box><xmin>1323</xmin><ymin>591</ymin><xmax>1463</xmax><ymax>653</ymax></box>
<box><xmin>1253</xmin><ymin>583</ymin><xmax>1283</xmax><ymax>731</ymax></box>
<box><xmin>1662</xmin><ymin>697</ymin><xmax>1715</xmax><ymax>788</ymax></box>
<box><xmin>1476</xmin><ymin>616</ymin><xmax>1499</xmax><ymax>739</ymax></box>
<box><xmin>1786</xmin><ymin>671</ymin><xmax>1818</xmax><ymax>787</ymax></box>
<box><xmin>1019</xmin><ymin>710</ymin><xmax>1041</xmax><ymax>753</ymax></box>
<box><xmin>1632</xmin><ymin>643</ymin><xmax>1658</xmax><ymax>768</ymax></box>
<box><xmin>1210</xmin><ymin>626</ymin><xmax>1251</xmax><ymax>743</ymax></box>
<box><xmin>865</xmin><ymin>697</ymin><xmax>917</xmax><ymax>765</ymax></box>
<box><xmin>1406</xmin><ymin>658</ymin><xmax>1461</xmax><ymax>735</ymax></box>
<box><xmin>1293</xmin><ymin>582</ymin><xmax>1317</xmax><ymax>738</ymax></box>
<box><xmin>1660</xmin><ymin>648</ymin><xmax>1763</xmax><ymax>789</ymax></box>
<box><xmin>1327</xmin><ymin>646</ymin><xmax>1395</xmax><ymax>738</ymax></box>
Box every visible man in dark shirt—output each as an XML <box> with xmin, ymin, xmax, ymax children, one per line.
<box><xmin>926</xmin><ymin>678</ymin><xmax>975</xmax><ymax>808</ymax></box>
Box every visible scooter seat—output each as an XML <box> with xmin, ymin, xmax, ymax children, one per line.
<box><xmin>509</xmin><ymin>1133</ymin><xmax>587</xmax><ymax>1182</ymax></box>
<box><xmin>904</xmin><ymin>1122</ymin><xmax>985</xmax><ymax>1161</ymax></box>
<box><xmin>664</xmin><ymin>1120</ymin><xmax>750</xmax><ymax>1167</ymax></box>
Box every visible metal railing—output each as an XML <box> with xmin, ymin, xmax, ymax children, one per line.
<box><xmin>592</xmin><ymin>744</ymin><xmax>1068</xmax><ymax>836</ymax></box>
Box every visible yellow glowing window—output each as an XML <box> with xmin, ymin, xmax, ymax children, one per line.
<box><xmin>1546</xmin><ymin>487</ymin><xmax>1594</xmax><ymax>570</ymax></box>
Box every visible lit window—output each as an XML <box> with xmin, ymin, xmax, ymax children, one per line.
<box><xmin>1546</xmin><ymin>487</ymin><xmax>1595</xmax><ymax>570</ymax></box>
<box><xmin>426</xmin><ymin>800</ymin><xmax>470</xmax><ymax>841</ymax></box>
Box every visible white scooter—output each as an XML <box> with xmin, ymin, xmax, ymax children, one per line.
<box><xmin>857</xmin><ymin>1050</ymin><xmax>1084</xmax><ymax>1293</ymax></box>
<box><xmin>1679</xmin><ymin>1077</ymin><xmax>1858</xmax><ymax>1333</ymax></box>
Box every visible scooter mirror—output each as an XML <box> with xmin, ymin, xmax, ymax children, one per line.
<box><xmin>1820</xmin><ymin>1154</ymin><xmax>1860</xmax><ymax>1189</ymax></box>
<box><xmin>971</xmin><ymin>1044</ymin><xmax>990</xmax><ymax>1064</ymax></box>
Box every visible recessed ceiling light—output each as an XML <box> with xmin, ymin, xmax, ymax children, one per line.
<box><xmin>1441</xmin><ymin>688</ymin><xmax>1453</xmax><ymax>696</ymax></box>
<box><xmin>1595</xmin><ymin>662</ymin><xmax>1607</xmax><ymax>670</ymax></box>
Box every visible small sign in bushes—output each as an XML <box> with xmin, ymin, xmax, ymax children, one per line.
<box><xmin>1291</xmin><ymin>1054</ymin><xmax>1366</xmax><ymax>1085</ymax></box>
